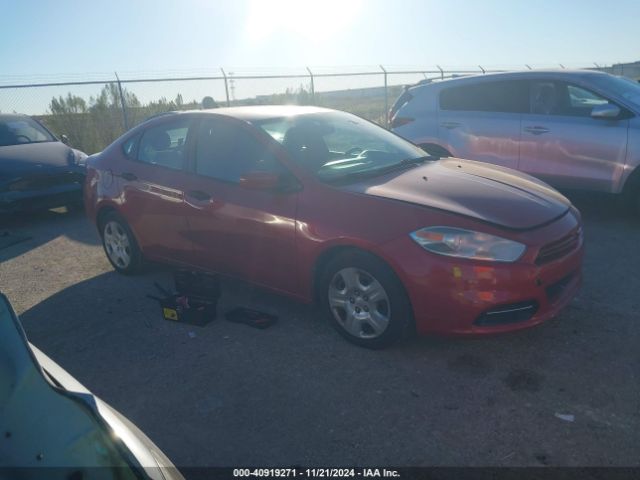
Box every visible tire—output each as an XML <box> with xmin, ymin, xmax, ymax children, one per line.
<box><xmin>627</xmin><ymin>187</ymin><xmax>640</xmax><ymax>217</ymax></box>
<box><xmin>319</xmin><ymin>250</ymin><xmax>414</xmax><ymax>349</ymax></box>
<box><xmin>99</xmin><ymin>211</ymin><xmax>143</xmax><ymax>275</ymax></box>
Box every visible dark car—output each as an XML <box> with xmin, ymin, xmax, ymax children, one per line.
<box><xmin>0</xmin><ymin>114</ymin><xmax>87</xmax><ymax>214</ymax></box>
<box><xmin>85</xmin><ymin>106</ymin><xmax>583</xmax><ymax>349</ymax></box>
<box><xmin>0</xmin><ymin>292</ymin><xmax>184</xmax><ymax>479</ymax></box>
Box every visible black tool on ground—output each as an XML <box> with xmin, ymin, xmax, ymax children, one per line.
<box><xmin>225</xmin><ymin>307</ymin><xmax>278</xmax><ymax>329</ymax></box>
<box><xmin>147</xmin><ymin>270</ymin><xmax>221</xmax><ymax>326</ymax></box>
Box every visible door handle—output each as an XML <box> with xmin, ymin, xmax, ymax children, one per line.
<box><xmin>524</xmin><ymin>126</ymin><xmax>550</xmax><ymax>135</ymax></box>
<box><xmin>187</xmin><ymin>190</ymin><xmax>212</xmax><ymax>201</ymax></box>
<box><xmin>440</xmin><ymin>121</ymin><xmax>461</xmax><ymax>129</ymax></box>
<box><xmin>120</xmin><ymin>172</ymin><xmax>138</xmax><ymax>181</ymax></box>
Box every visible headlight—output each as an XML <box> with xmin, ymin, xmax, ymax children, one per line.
<box><xmin>68</xmin><ymin>149</ymin><xmax>88</xmax><ymax>167</ymax></box>
<box><xmin>410</xmin><ymin>227</ymin><xmax>526</xmax><ymax>262</ymax></box>
<box><xmin>74</xmin><ymin>150</ymin><xmax>88</xmax><ymax>167</ymax></box>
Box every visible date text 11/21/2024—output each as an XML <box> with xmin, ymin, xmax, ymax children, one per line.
<box><xmin>232</xmin><ymin>469</ymin><xmax>401</xmax><ymax>478</ymax></box>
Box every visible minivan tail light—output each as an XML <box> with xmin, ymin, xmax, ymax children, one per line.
<box><xmin>390</xmin><ymin>116</ymin><xmax>414</xmax><ymax>128</ymax></box>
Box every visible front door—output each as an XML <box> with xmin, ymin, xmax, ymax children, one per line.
<box><xmin>183</xmin><ymin>117</ymin><xmax>299</xmax><ymax>294</ymax></box>
<box><xmin>519</xmin><ymin>80</ymin><xmax>629</xmax><ymax>192</ymax></box>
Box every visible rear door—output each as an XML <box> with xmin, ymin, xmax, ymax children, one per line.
<box><xmin>437</xmin><ymin>79</ymin><xmax>528</xmax><ymax>169</ymax></box>
<box><xmin>183</xmin><ymin>116</ymin><xmax>299</xmax><ymax>294</ymax></box>
<box><xmin>116</xmin><ymin>116</ymin><xmax>196</xmax><ymax>265</ymax></box>
<box><xmin>519</xmin><ymin>80</ymin><xmax>629</xmax><ymax>191</ymax></box>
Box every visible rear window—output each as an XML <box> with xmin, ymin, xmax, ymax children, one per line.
<box><xmin>440</xmin><ymin>80</ymin><xmax>528</xmax><ymax>113</ymax></box>
<box><xmin>137</xmin><ymin>119</ymin><xmax>190</xmax><ymax>170</ymax></box>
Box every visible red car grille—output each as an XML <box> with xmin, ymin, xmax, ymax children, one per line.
<box><xmin>535</xmin><ymin>229</ymin><xmax>581</xmax><ymax>265</ymax></box>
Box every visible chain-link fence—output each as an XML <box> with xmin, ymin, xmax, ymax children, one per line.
<box><xmin>0</xmin><ymin>63</ymin><xmax>625</xmax><ymax>154</ymax></box>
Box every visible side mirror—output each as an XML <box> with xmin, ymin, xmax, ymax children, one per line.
<box><xmin>239</xmin><ymin>171</ymin><xmax>281</xmax><ymax>190</ymax></box>
<box><xmin>591</xmin><ymin>103</ymin><xmax>621</xmax><ymax>119</ymax></box>
<box><xmin>60</xmin><ymin>134</ymin><xmax>70</xmax><ymax>145</ymax></box>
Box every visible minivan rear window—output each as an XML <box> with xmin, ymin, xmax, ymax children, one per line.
<box><xmin>440</xmin><ymin>80</ymin><xmax>528</xmax><ymax>114</ymax></box>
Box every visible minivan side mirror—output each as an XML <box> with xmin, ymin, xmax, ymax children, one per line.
<box><xmin>591</xmin><ymin>103</ymin><xmax>621</xmax><ymax>119</ymax></box>
<box><xmin>60</xmin><ymin>134</ymin><xmax>70</xmax><ymax>145</ymax></box>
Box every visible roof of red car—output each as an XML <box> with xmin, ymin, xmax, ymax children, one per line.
<box><xmin>180</xmin><ymin>105</ymin><xmax>334</xmax><ymax>121</ymax></box>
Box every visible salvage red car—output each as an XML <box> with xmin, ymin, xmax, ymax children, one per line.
<box><xmin>84</xmin><ymin>106</ymin><xmax>583</xmax><ymax>348</ymax></box>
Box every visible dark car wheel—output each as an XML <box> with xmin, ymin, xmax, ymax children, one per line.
<box><xmin>630</xmin><ymin>187</ymin><xmax>640</xmax><ymax>217</ymax></box>
<box><xmin>319</xmin><ymin>250</ymin><xmax>414</xmax><ymax>349</ymax></box>
<box><xmin>100</xmin><ymin>212</ymin><xmax>142</xmax><ymax>275</ymax></box>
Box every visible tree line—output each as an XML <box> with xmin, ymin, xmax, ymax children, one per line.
<box><xmin>39</xmin><ymin>83</ymin><xmax>200</xmax><ymax>154</ymax></box>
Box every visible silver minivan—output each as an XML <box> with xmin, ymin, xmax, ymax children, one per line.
<box><xmin>390</xmin><ymin>70</ymin><xmax>640</xmax><ymax>212</ymax></box>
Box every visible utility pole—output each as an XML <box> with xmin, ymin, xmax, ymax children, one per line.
<box><xmin>114</xmin><ymin>72</ymin><xmax>129</xmax><ymax>131</ymax></box>
<box><xmin>228</xmin><ymin>72</ymin><xmax>236</xmax><ymax>101</ymax></box>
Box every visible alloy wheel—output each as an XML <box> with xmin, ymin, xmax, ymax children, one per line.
<box><xmin>103</xmin><ymin>220</ymin><xmax>132</xmax><ymax>269</ymax></box>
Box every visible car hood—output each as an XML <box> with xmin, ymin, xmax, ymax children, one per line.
<box><xmin>0</xmin><ymin>141</ymin><xmax>82</xmax><ymax>179</ymax></box>
<box><xmin>341</xmin><ymin>158</ymin><xmax>571</xmax><ymax>230</ymax></box>
<box><xmin>0</xmin><ymin>292</ymin><xmax>183</xmax><ymax>478</ymax></box>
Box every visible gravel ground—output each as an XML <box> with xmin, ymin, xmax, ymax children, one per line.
<box><xmin>0</xmin><ymin>192</ymin><xmax>638</xmax><ymax>468</ymax></box>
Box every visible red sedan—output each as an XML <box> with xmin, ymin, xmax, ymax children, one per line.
<box><xmin>84</xmin><ymin>106</ymin><xmax>583</xmax><ymax>348</ymax></box>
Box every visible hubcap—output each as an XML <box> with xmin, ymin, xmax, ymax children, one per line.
<box><xmin>328</xmin><ymin>267</ymin><xmax>391</xmax><ymax>339</ymax></box>
<box><xmin>103</xmin><ymin>221</ymin><xmax>132</xmax><ymax>269</ymax></box>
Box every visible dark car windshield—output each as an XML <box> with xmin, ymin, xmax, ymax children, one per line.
<box><xmin>253</xmin><ymin>111</ymin><xmax>428</xmax><ymax>183</ymax></box>
<box><xmin>0</xmin><ymin>116</ymin><xmax>56</xmax><ymax>147</ymax></box>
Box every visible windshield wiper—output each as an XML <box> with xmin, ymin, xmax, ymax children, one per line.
<box><xmin>323</xmin><ymin>155</ymin><xmax>435</xmax><ymax>184</ymax></box>
<box><xmin>366</xmin><ymin>155</ymin><xmax>435</xmax><ymax>176</ymax></box>
<box><xmin>390</xmin><ymin>155</ymin><xmax>435</xmax><ymax>170</ymax></box>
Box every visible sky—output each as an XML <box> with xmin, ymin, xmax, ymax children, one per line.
<box><xmin>1</xmin><ymin>0</ymin><xmax>639</xmax><ymax>112</ymax></box>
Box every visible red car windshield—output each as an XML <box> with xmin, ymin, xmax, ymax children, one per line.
<box><xmin>253</xmin><ymin>111</ymin><xmax>427</xmax><ymax>182</ymax></box>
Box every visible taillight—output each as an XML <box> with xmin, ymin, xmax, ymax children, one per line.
<box><xmin>390</xmin><ymin>116</ymin><xmax>414</xmax><ymax>128</ymax></box>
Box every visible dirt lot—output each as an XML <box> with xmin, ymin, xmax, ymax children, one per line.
<box><xmin>1</xmin><ymin>193</ymin><xmax>638</xmax><ymax>467</ymax></box>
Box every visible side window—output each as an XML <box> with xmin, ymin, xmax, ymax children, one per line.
<box><xmin>440</xmin><ymin>81</ymin><xmax>527</xmax><ymax>113</ymax></box>
<box><xmin>195</xmin><ymin>119</ymin><xmax>283</xmax><ymax>182</ymax></box>
<box><xmin>530</xmin><ymin>81</ymin><xmax>558</xmax><ymax>115</ymax></box>
<box><xmin>530</xmin><ymin>81</ymin><xmax>611</xmax><ymax>117</ymax></box>
<box><xmin>567</xmin><ymin>85</ymin><xmax>609</xmax><ymax>109</ymax></box>
<box><xmin>138</xmin><ymin>119</ymin><xmax>190</xmax><ymax>170</ymax></box>
<box><xmin>565</xmin><ymin>84</ymin><xmax>610</xmax><ymax>117</ymax></box>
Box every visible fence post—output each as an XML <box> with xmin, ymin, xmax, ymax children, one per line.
<box><xmin>114</xmin><ymin>72</ymin><xmax>129</xmax><ymax>131</ymax></box>
<box><xmin>220</xmin><ymin>68</ymin><xmax>231</xmax><ymax>106</ymax></box>
<box><xmin>380</xmin><ymin>65</ymin><xmax>388</xmax><ymax>127</ymax></box>
<box><xmin>306</xmin><ymin>67</ymin><xmax>315</xmax><ymax>104</ymax></box>
<box><xmin>436</xmin><ymin>65</ymin><xmax>444</xmax><ymax>80</ymax></box>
